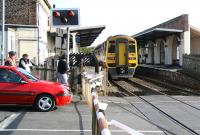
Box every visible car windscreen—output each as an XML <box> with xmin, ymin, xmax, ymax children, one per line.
<box><xmin>17</xmin><ymin>68</ymin><xmax>38</xmax><ymax>82</ymax></box>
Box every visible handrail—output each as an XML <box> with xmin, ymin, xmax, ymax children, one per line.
<box><xmin>89</xmin><ymin>75</ymin><xmax>104</xmax><ymax>83</ymax></box>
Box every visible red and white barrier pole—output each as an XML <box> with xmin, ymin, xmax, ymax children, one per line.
<box><xmin>92</xmin><ymin>92</ymin><xmax>111</xmax><ymax>135</ymax></box>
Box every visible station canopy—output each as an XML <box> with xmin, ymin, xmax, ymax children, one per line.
<box><xmin>134</xmin><ymin>28</ymin><xmax>183</xmax><ymax>44</ymax></box>
<box><xmin>70</xmin><ymin>25</ymin><xmax>106</xmax><ymax>47</ymax></box>
<box><xmin>49</xmin><ymin>25</ymin><xmax>105</xmax><ymax>48</ymax></box>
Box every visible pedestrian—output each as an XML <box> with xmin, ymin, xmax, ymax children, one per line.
<box><xmin>4</xmin><ymin>51</ymin><xmax>17</xmax><ymax>66</ymax></box>
<box><xmin>57</xmin><ymin>55</ymin><xmax>68</xmax><ymax>85</ymax></box>
<box><xmin>19</xmin><ymin>54</ymin><xmax>36</xmax><ymax>73</ymax></box>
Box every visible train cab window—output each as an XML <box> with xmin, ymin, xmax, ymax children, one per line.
<box><xmin>108</xmin><ymin>45</ymin><xmax>115</xmax><ymax>53</ymax></box>
<box><xmin>129</xmin><ymin>45</ymin><xmax>135</xmax><ymax>53</ymax></box>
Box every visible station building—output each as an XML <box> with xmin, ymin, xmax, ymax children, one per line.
<box><xmin>0</xmin><ymin>0</ymin><xmax>52</xmax><ymax>65</ymax></box>
<box><xmin>134</xmin><ymin>14</ymin><xmax>200</xmax><ymax>66</ymax></box>
<box><xmin>0</xmin><ymin>0</ymin><xmax>105</xmax><ymax>66</ymax></box>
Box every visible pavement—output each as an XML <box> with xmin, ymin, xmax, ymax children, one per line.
<box><xmin>0</xmin><ymin>95</ymin><xmax>92</xmax><ymax>135</ymax></box>
<box><xmin>0</xmin><ymin>95</ymin><xmax>200</xmax><ymax>135</ymax></box>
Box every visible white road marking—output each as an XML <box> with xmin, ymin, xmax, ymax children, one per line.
<box><xmin>0</xmin><ymin>129</ymin><xmax>199</xmax><ymax>134</ymax></box>
<box><xmin>100</xmin><ymin>99</ymin><xmax>200</xmax><ymax>104</ymax></box>
<box><xmin>0</xmin><ymin>111</ymin><xmax>23</xmax><ymax>129</ymax></box>
<box><xmin>0</xmin><ymin>129</ymin><xmax>92</xmax><ymax>132</ymax></box>
<box><xmin>0</xmin><ymin>128</ymin><xmax>164</xmax><ymax>133</ymax></box>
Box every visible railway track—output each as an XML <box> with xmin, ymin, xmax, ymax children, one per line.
<box><xmin>127</xmin><ymin>77</ymin><xmax>200</xmax><ymax>111</ymax></box>
<box><xmin>110</xmin><ymin>79</ymin><xmax>200</xmax><ymax>135</ymax></box>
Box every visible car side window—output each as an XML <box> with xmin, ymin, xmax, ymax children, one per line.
<box><xmin>0</xmin><ymin>69</ymin><xmax>22</xmax><ymax>83</ymax></box>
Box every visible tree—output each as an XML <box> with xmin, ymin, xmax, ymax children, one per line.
<box><xmin>79</xmin><ymin>47</ymin><xmax>95</xmax><ymax>53</ymax></box>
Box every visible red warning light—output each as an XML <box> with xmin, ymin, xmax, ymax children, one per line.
<box><xmin>53</xmin><ymin>11</ymin><xmax>60</xmax><ymax>17</ymax></box>
<box><xmin>67</xmin><ymin>11</ymin><xmax>75</xmax><ymax>17</ymax></box>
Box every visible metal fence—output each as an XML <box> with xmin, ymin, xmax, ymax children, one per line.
<box><xmin>32</xmin><ymin>68</ymin><xmax>56</xmax><ymax>81</ymax></box>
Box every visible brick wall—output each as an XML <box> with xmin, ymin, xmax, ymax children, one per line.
<box><xmin>135</xmin><ymin>14</ymin><xmax>189</xmax><ymax>37</ymax></box>
<box><xmin>183</xmin><ymin>55</ymin><xmax>200</xmax><ymax>80</ymax></box>
<box><xmin>0</xmin><ymin>0</ymin><xmax>37</xmax><ymax>25</ymax></box>
<box><xmin>157</xmin><ymin>14</ymin><xmax>189</xmax><ymax>31</ymax></box>
<box><xmin>136</xmin><ymin>66</ymin><xmax>200</xmax><ymax>89</ymax></box>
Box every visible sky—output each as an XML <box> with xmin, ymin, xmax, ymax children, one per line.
<box><xmin>49</xmin><ymin>0</ymin><xmax>200</xmax><ymax>46</ymax></box>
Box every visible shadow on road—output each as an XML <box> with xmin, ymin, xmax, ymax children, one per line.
<box><xmin>74</xmin><ymin>102</ymin><xmax>84</xmax><ymax>135</ymax></box>
<box><xmin>0</xmin><ymin>105</ymin><xmax>28</xmax><ymax>112</ymax></box>
<box><xmin>0</xmin><ymin>105</ymin><xmax>58</xmax><ymax>112</ymax></box>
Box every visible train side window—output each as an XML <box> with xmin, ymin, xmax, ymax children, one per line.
<box><xmin>103</xmin><ymin>44</ymin><xmax>106</xmax><ymax>52</ymax></box>
<box><xmin>129</xmin><ymin>45</ymin><xmax>135</xmax><ymax>53</ymax></box>
<box><xmin>108</xmin><ymin>45</ymin><xmax>115</xmax><ymax>53</ymax></box>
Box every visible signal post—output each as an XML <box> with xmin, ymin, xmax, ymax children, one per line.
<box><xmin>51</xmin><ymin>7</ymin><xmax>80</xmax><ymax>70</ymax></box>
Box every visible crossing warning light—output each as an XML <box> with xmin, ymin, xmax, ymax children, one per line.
<box><xmin>67</xmin><ymin>11</ymin><xmax>75</xmax><ymax>17</ymax></box>
<box><xmin>51</xmin><ymin>8</ymin><xmax>80</xmax><ymax>27</ymax></box>
<box><xmin>53</xmin><ymin>11</ymin><xmax>60</xmax><ymax>17</ymax></box>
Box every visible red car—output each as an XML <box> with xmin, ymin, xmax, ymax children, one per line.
<box><xmin>0</xmin><ymin>66</ymin><xmax>72</xmax><ymax>112</ymax></box>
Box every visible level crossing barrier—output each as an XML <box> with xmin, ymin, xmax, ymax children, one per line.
<box><xmin>82</xmin><ymin>72</ymin><xmax>144</xmax><ymax>135</ymax></box>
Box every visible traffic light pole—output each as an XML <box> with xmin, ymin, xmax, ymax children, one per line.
<box><xmin>1</xmin><ymin>0</ymin><xmax>5</xmax><ymax>65</ymax></box>
<box><xmin>66</xmin><ymin>27</ymin><xmax>70</xmax><ymax>70</ymax></box>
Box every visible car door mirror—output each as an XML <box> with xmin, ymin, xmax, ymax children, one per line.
<box><xmin>19</xmin><ymin>80</ymin><xmax>28</xmax><ymax>84</ymax></box>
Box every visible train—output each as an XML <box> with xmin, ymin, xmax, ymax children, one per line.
<box><xmin>94</xmin><ymin>35</ymin><xmax>138</xmax><ymax>79</ymax></box>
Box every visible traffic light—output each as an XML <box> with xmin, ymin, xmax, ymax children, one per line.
<box><xmin>51</xmin><ymin>8</ymin><xmax>80</xmax><ymax>27</ymax></box>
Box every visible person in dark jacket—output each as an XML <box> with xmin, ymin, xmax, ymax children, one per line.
<box><xmin>4</xmin><ymin>51</ymin><xmax>17</xmax><ymax>66</ymax></box>
<box><xmin>57</xmin><ymin>55</ymin><xmax>68</xmax><ymax>84</ymax></box>
<box><xmin>19</xmin><ymin>54</ymin><xmax>36</xmax><ymax>73</ymax></box>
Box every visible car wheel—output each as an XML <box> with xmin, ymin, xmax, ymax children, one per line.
<box><xmin>35</xmin><ymin>94</ymin><xmax>55</xmax><ymax>112</ymax></box>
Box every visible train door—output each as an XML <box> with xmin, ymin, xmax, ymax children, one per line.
<box><xmin>118</xmin><ymin>43</ymin><xmax>126</xmax><ymax>66</ymax></box>
<box><xmin>116</xmin><ymin>39</ymin><xmax>128</xmax><ymax>75</ymax></box>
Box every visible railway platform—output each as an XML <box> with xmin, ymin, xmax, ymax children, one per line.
<box><xmin>138</xmin><ymin>64</ymin><xmax>182</xmax><ymax>72</ymax></box>
<box><xmin>136</xmin><ymin>64</ymin><xmax>200</xmax><ymax>90</ymax></box>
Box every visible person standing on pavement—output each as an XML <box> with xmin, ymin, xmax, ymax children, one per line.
<box><xmin>19</xmin><ymin>54</ymin><xmax>36</xmax><ymax>73</ymax></box>
<box><xmin>57</xmin><ymin>55</ymin><xmax>68</xmax><ymax>85</ymax></box>
<box><xmin>4</xmin><ymin>51</ymin><xmax>17</xmax><ymax>66</ymax></box>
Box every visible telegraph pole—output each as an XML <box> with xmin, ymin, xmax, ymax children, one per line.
<box><xmin>63</xmin><ymin>28</ymin><xmax>70</xmax><ymax>70</ymax></box>
<box><xmin>1</xmin><ymin>0</ymin><xmax>5</xmax><ymax>65</ymax></box>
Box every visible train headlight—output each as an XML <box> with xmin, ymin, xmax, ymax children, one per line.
<box><xmin>108</xmin><ymin>57</ymin><xmax>115</xmax><ymax>60</ymax></box>
<box><xmin>128</xmin><ymin>57</ymin><xmax>136</xmax><ymax>60</ymax></box>
<box><xmin>129</xmin><ymin>64</ymin><xmax>136</xmax><ymax>67</ymax></box>
<box><xmin>108</xmin><ymin>63</ymin><xmax>116</xmax><ymax>67</ymax></box>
